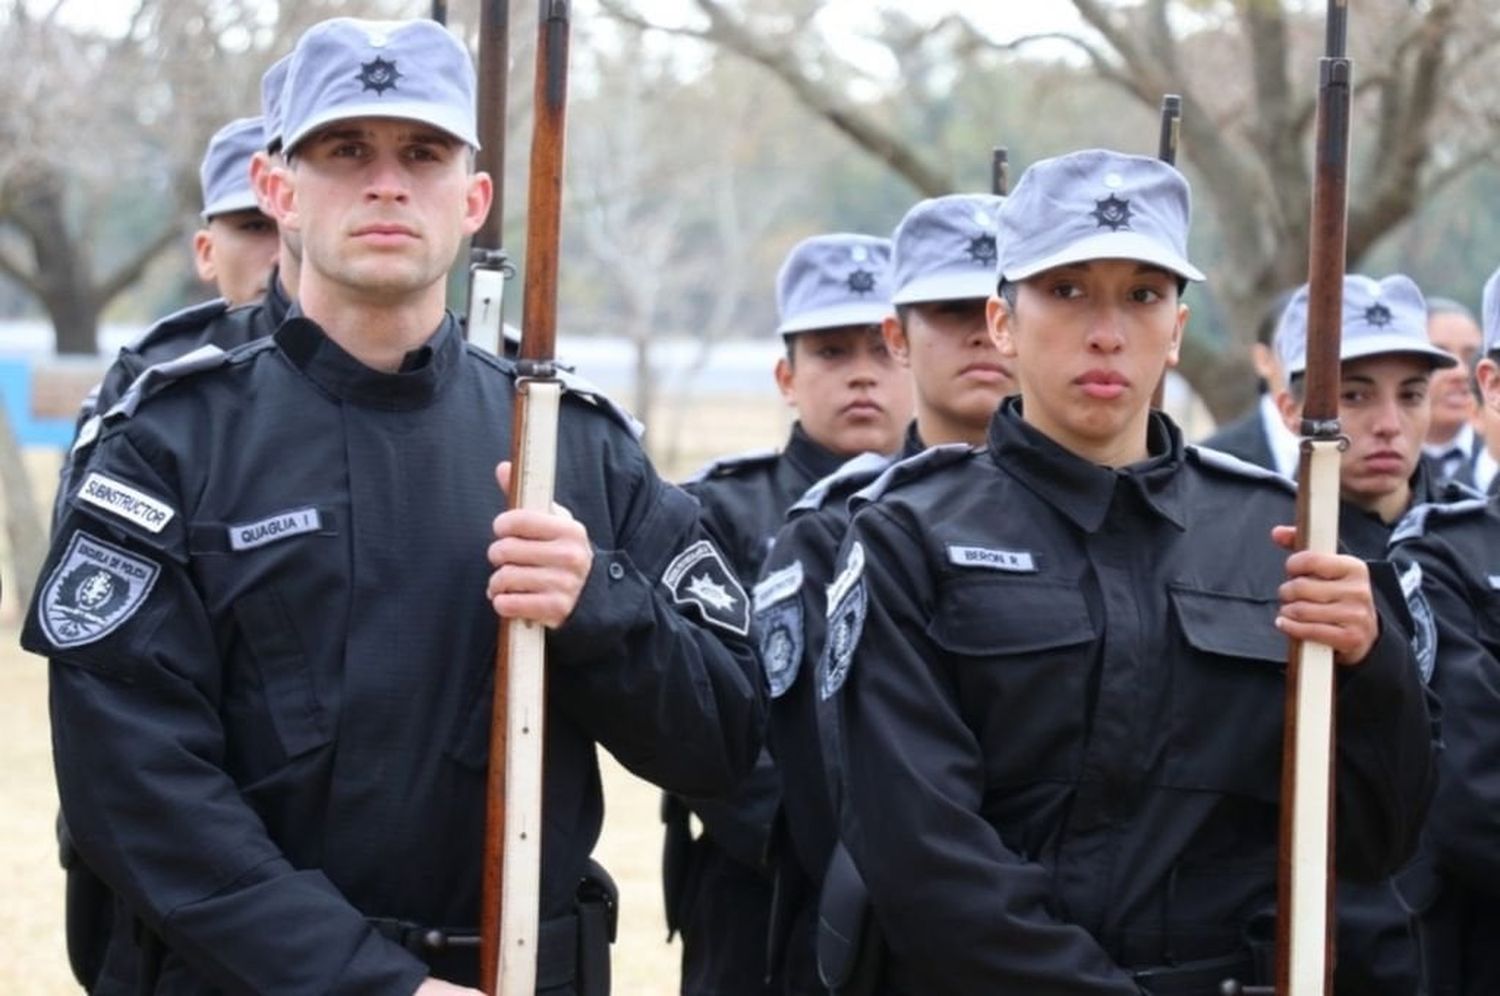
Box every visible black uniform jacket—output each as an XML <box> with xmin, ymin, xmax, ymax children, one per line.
<box><xmin>1391</xmin><ymin>497</ymin><xmax>1500</xmax><ymax>995</ymax></box>
<box><xmin>678</xmin><ymin>425</ymin><xmax>845</xmax><ymax>866</ymax></box>
<box><xmin>23</xmin><ymin>313</ymin><xmax>764</xmax><ymax>995</ymax></box>
<box><xmin>823</xmin><ymin>402</ymin><xmax>1434</xmax><ymax>994</ymax></box>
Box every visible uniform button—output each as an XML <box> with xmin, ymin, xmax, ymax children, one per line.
<box><xmin>608</xmin><ymin>561</ymin><xmax>625</xmax><ymax>581</ymax></box>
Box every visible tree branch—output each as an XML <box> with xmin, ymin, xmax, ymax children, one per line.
<box><xmin>96</xmin><ymin>219</ymin><xmax>183</xmax><ymax>305</ymax></box>
<box><xmin>0</xmin><ymin>240</ymin><xmax>41</xmax><ymax>297</ymax></box>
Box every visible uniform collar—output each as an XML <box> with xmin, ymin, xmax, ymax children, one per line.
<box><xmin>987</xmin><ymin>397</ymin><xmax>1188</xmax><ymax>534</ymax></box>
<box><xmin>783</xmin><ymin>423</ymin><xmax>849</xmax><ymax>483</ymax></box>
<box><xmin>901</xmin><ymin>419</ymin><xmax>927</xmax><ymax>459</ymax></box>
<box><xmin>274</xmin><ymin>309</ymin><xmax>463</xmax><ymax>410</ymax></box>
<box><xmin>264</xmin><ymin>264</ymin><xmax>294</xmax><ymax>327</ymax></box>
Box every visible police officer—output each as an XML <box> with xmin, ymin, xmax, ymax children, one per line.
<box><xmin>1385</xmin><ymin>265</ymin><xmax>1500</xmax><ymax>996</ymax></box>
<box><xmin>753</xmin><ymin>193</ymin><xmax>1009</xmax><ymax>993</ymax></box>
<box><xmin>821</xmin><ymin>149</ymin><xmax>1434</xmax><ymax>993</ymax></box>
<box><xmin>191</xmin><ymin>116</ymin><xmax>280</xmax><ymax>307</ymax></box>
<box><xmin>666</xmin><ymin>233</ymin><xmax>911</xmax><ymax>996</ymax></box>
<box><xmin>1272</xmin><ymin>273</ymin><xmax>1464</xmax><ymax>994</ymax></box>
<box><xmin>1273</xmin><ymin>274</ymin><xmax>1474</xmax><ymax>561</ymax></box>
<box><xmin>24</xmin><ymin>17</ymin><xmax>763</xmax><ymax>995</ymax></box>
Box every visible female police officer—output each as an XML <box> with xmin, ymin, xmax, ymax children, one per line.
<box><xmin>819</xmin><ymin>149</ymin><xmax>1433</xmax><ymax>994</ymax></box>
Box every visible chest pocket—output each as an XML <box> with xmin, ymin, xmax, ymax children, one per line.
<box><xmin>231</xmin><ymin>586</ymin><xmax>332</xmax><ymax>763</ymax></box>
<box><xmin>1164</xmin><ymin>585</ymin><xmax>1285</xmax><ymax>801</ymax></box>
<box><xmin>928</xmin><ymin>578</ymin><xmax>1096</xmax><ymax>785</ymax></box>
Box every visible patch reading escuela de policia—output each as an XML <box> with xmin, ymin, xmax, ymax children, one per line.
<box><xmin>39</xmin><ymin>531</ymin><xmax>161</xmax><ymax>649</ymax></box>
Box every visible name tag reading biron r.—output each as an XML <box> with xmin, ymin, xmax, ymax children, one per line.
<box><xmin>228</xmin><ymin>508</ymin><xmax>322</xmax><ymax>551</ymax></box>
<box><xmin>77</xmin><ymin>472</ymin><xmax>175</xmax><ymax>534</ymax></box>
<box><xmin>947</xmin><ymin>545</ymin><xmax>1037</xmax><ymax>573</ymax></box>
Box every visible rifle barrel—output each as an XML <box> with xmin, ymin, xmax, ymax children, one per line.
<box><xmin>1157</xmin><ymin>94</ymin><xmax>1182</xmax><ymax>166</ymax></box>
<box><xmin>474</xmin><ymin>0</ymin><xmax>512</xmax><ymax>254</ymax></box>
<box><xmin>992</xmin><ymin>146</ymin><xmax>1009</xmax><ymax>196</ymax></box>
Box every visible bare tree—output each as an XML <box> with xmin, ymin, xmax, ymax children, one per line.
<box><xmin>600</xmin><ymin>0</ymin><xmax>1500</xmax><ymax>421</ymax></box>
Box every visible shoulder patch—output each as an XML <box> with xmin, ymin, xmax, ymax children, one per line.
<box><xmin>685</xmin><ymin>448</ymin><xmax>780</xmax><ymax>485</ymax></box>
<box><xmin>819</xmin><ymin>541</ymin><xmax>867</xmax><ymax>700</ymax></box>
<box><xmin>791</xmin><ymin>452</ymin><xmax>892</xmax><ymax>514</ymax></box>
<box><xmin>39</xmin><ymin>530</ymin><xmax>161</xmax><ymax>649</ymax></box>
<box><xmin>103</xmin><ymin>344</ymin><xmax>230</xmax><ymax>422</ymax></box>
<box><xmin>663</xmin><ymin>538</ymin><xmax>750</xmax><ymax>636</ymax></box>
<box><xmin>76</xmin><ymin>472</ymin><xmax>175</xmax><ymax>534</ymax></box>
<box><xmin>1396</xmin><ymin>559</ymin><xmax>1437</xmax><ymax>684</ymax></box>
<box><xmin>1189</xmin><ymin>444</ymin><xmax>1297</xmax><ymax>494</ymax></box>
<box><xmin>755</xmin><ymin>562</ymin><xmax>806</xmax><ymax>699</ymax></box>
<box><xmin>852</xmin><ymin>443</ymin><xmax>976</xmax><ymax>507</ymax></box>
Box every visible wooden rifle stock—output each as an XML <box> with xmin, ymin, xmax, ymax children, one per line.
<box><xmin>467</xmin><ymin>0</ymin><xmax>516</xmax><ymax>355</ymax></box>
<box><xmin>991</xmin><ymin>146</ymin><xmax>1009</xmax><ymax>196</ymax></box>
<box><xmin>1276</xmin><ymin>3</ymin><xmax>1351</xmax><ymax>994</ymax></box>
<box><xmin>481</xmin><ymin>3</ymin><xmax>571</xmax><ymax>994</ymax></box>
<box><xmin>1150</xmin><ymin>94</ymin><xmax>1182</xmax><ymax>409</ymax></box>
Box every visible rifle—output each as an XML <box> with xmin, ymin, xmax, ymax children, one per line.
<box><xmin>991</xmin><ymin>146</ymin><xmax>1009</xmax><ymax>196</ymax></box>
<box><xmin>431</xmin><ymin>0</ymin><xmax>448</xmax><ymax>24</ymax></box>
<box><xmin>1276</xmin><ymin>3</ymin><xmax>1351</xmax><ymax>994</ymax></box>
<box><xmin>480</xmin><ymin>2</ymin><xmax>572</xmax><ymax>994</ymax></box>
<box><xmin>467</xmin><ymin>0</ymin><xmax>516</xmax><ymax>355</ymax></box>
<box><xmin>1150</xmin><ymin>94</ymin><xmax>1182</xmax><ymax>410</ymax></box>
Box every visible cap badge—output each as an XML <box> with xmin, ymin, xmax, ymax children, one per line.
<box><xmin>358</xmin><ymin>57</ymin><xmax>403</xmax><ymax>96</ymax></box>
<box><xmin>1091</xmin><ymin>194</ymin><xmax>1133</xmax><ymax>232</ymax></box>
<box><xmin>846</xmin><ymin>268</ymin><xmax>876</xmax><ymax>296</ymax></box>
<box><xmin>1365</xmin><ymin>302</ymin><xmax>1393</xmax><ymax>328</ymax></box>
<box><xmin>966</xmin><ymin>234</ymin><xmax>997</xmax><ymax>266</ymax></box>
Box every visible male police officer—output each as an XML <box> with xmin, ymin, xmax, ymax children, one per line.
<box><xmin>1273</xmin><ymin>273</ymin><xmax>1463</xmax><ymax>995</ymax></box>
<box><xmin>667</xmin><ymin>233</ymin><xmax>910</xmax><ymax>996</ymax></box>
<box><xmin>1385</xmin><ymin>264</ymin><xmax>1500</xmax><ymax>996</ymax></box>
<box><xmin>753</xmin><ymin>193</ymin><xmax>1009</xmax><ymax>993</ymax></box>
<box><xmin>191</xmin><ymin>116</ymin><xmax>280</xmax><ymax>307</ymax></box>
<box><xmin>821</xmin><ymin>149</ymin><xmax>1433</xmax><ymax>994</ymax></box>
<box><xmin>25</xmin><ymin>17</ymin><xmax>763</xmax><ymax>996</ymax></box>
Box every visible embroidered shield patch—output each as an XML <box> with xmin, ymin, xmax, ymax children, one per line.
<box><xmin>754</xmin><ymin>561</ymin><xmax>806</xmax><ymax>698</ymax></box>
<box><xmin>1398</xmin><ymin>560</ymin><xmax>1437</xmax><ymax>684</ymax></box>
<box><xmin>663</xmin><ymin>539</ymin><xmax>749</xmax><ymax>636</ymax></box>
<box><xmin>39</xmin><ymin>531</ymin><xmax>160</xmax><ymax>649</ymax></box>
<box><xmin>819</xmin><ymin>542</ymin><xmax>867</xmax><ymax>701</ymax></box>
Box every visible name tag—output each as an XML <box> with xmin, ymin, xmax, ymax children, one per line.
<box><xmin>947</xmin><ymin>545</ymin><xmax>1036</xmax><ymax>573</ymax></box>
<box><xmin>77</xmin><ymin>472</ymin><xmax>175</xmax><ymax>534</ymax></box>
<box><xmin>229</xmin><ymin>508</ymin><xmax>321</xmax><ymax>551</ymax></box>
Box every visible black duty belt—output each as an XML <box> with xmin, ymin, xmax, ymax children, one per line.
<box><xmin>1132</xmin><ymin>951</ymin><xmax>1260</xmax><ymax>996</ymax></box>
<box><xmin>369</xmin><ymin>912</ymin><xmax>580</xmax><ymax>990</ymax></box>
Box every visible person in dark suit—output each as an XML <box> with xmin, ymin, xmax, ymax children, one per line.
<box><xmin>1199</xmin><ymin>287</ymin><xmax>1298</xmax><ymax>476</ymax></box>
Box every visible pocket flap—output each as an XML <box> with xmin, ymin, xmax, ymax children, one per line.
<box><xmin>929</xmin><ymin>578</ymin><xmax>1095</xmax><ymax>656</ymax></box>
<box><xmin>1170</xmin><ymin>585</ymin><xmax>1284</xmax><ymax>664</ymax></box>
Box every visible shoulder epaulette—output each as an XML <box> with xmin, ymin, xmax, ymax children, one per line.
<box><xmin>1438</xmin><ymin>479</ymin><xmax>1484</xmax><ymax>504</ymax></box>
<box><xmin>102</xmin><ymin>344</ymin><xmax>233</xmax><ymax>422</ymax></box>
<box><xmin>1188</xmin><ymin>444</ymin><xmax>1296</xmax><ymax>495</ymax></box>
<box><xmin>1390</xmin><ymin>497</ymin><xmax>1489</xmax><ymax>546</ymax></box>
<box><xmin>852</xmin><ymin>443</ymin><xmax>976</xmax><ymax>507</ymax></box>
<box><xmin>122</xmin><ymin>298</ymin><xmax>231</xmax><ymax>354</ymax></box>
<box><xmin>555</xmin><ymin>366</ymin><xmax>644</xmax><ymax>440</ymax></box>
<box><xmin>685</xmin><ymin>448</ymin><xmax>780</xmax><ymax>485</ymax></box>
<box><xmin>790</xmin><ymin>451</ymin><xmax>893</xmax><ymax>514</ymax></box>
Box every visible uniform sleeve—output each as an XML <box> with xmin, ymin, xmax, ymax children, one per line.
<box><xmin>24</xmin><ymin>431</ymin><xmax>428</xmax><ymax>996</ymax></box>
<box><xmin>548</xmin><ymin>457</ymin><xmax>766</xmax><ymax>799</ymax></box>
<box><xmin>51</xmin><ymin>352</ymin><xmax>146</xmax><ymax>531</ymax></box>
<box><xmin>1329</xmin><ymin>560</ymin><xmax>1438</xmax><ymax>880</ymax></box>
<box><xmin>828</xmin><ymin>506</ymin><xmax>1140</xmax><ymax>995</ymax></box>
<box><xmin>1397</xmin><ymin>537</ymin><xmax>1500</xmax><ymax>893</ymax></box>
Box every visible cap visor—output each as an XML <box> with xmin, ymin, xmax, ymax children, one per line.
<box><xmin>284</xmin><ymin>101</ymin><xmax>479</xmax><ymax>155</ymax></box>
<box><xmin>1002</xmin><ymin>231</ymin><xmax>1205</xmax><ymax>283</ymax></box>
<box><xmin>891</xmin><ymin>269</ymin><xmax>996</xmax><ymax>305</ymax></box>
<box><xmin>778</xmin><ymin>301</ymin><xmax>891</xmax><ymax>336</ymax></box>
<box><xmin>202</xmin><ymin>192</ymin><xmax>263</xmax><ymax>220</ymax></box>
<box><xmin>1287</xmin><ymin>335</ymin><xmax>1459</xmax><ymax>375</ymax></box>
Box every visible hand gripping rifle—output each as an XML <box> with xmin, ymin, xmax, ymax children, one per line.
<box><xmin>1275</xmin><ymin>4</ymin><xmax>1351</xmax><ymax>994</ymax></box>
<box><xmin>468</xmin><ymin>0</ymin><xmax>516</xmax><ymax>355</ymax></box>
<box><xmin>480</xmin><ymin>3</ymin><xmax>571</xmax><ymax>994</ymax></box>
<box><xmin>1150</xmin><ymin>94</ymin><xmax>1182</xmax><ymax>410</ymax></box>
